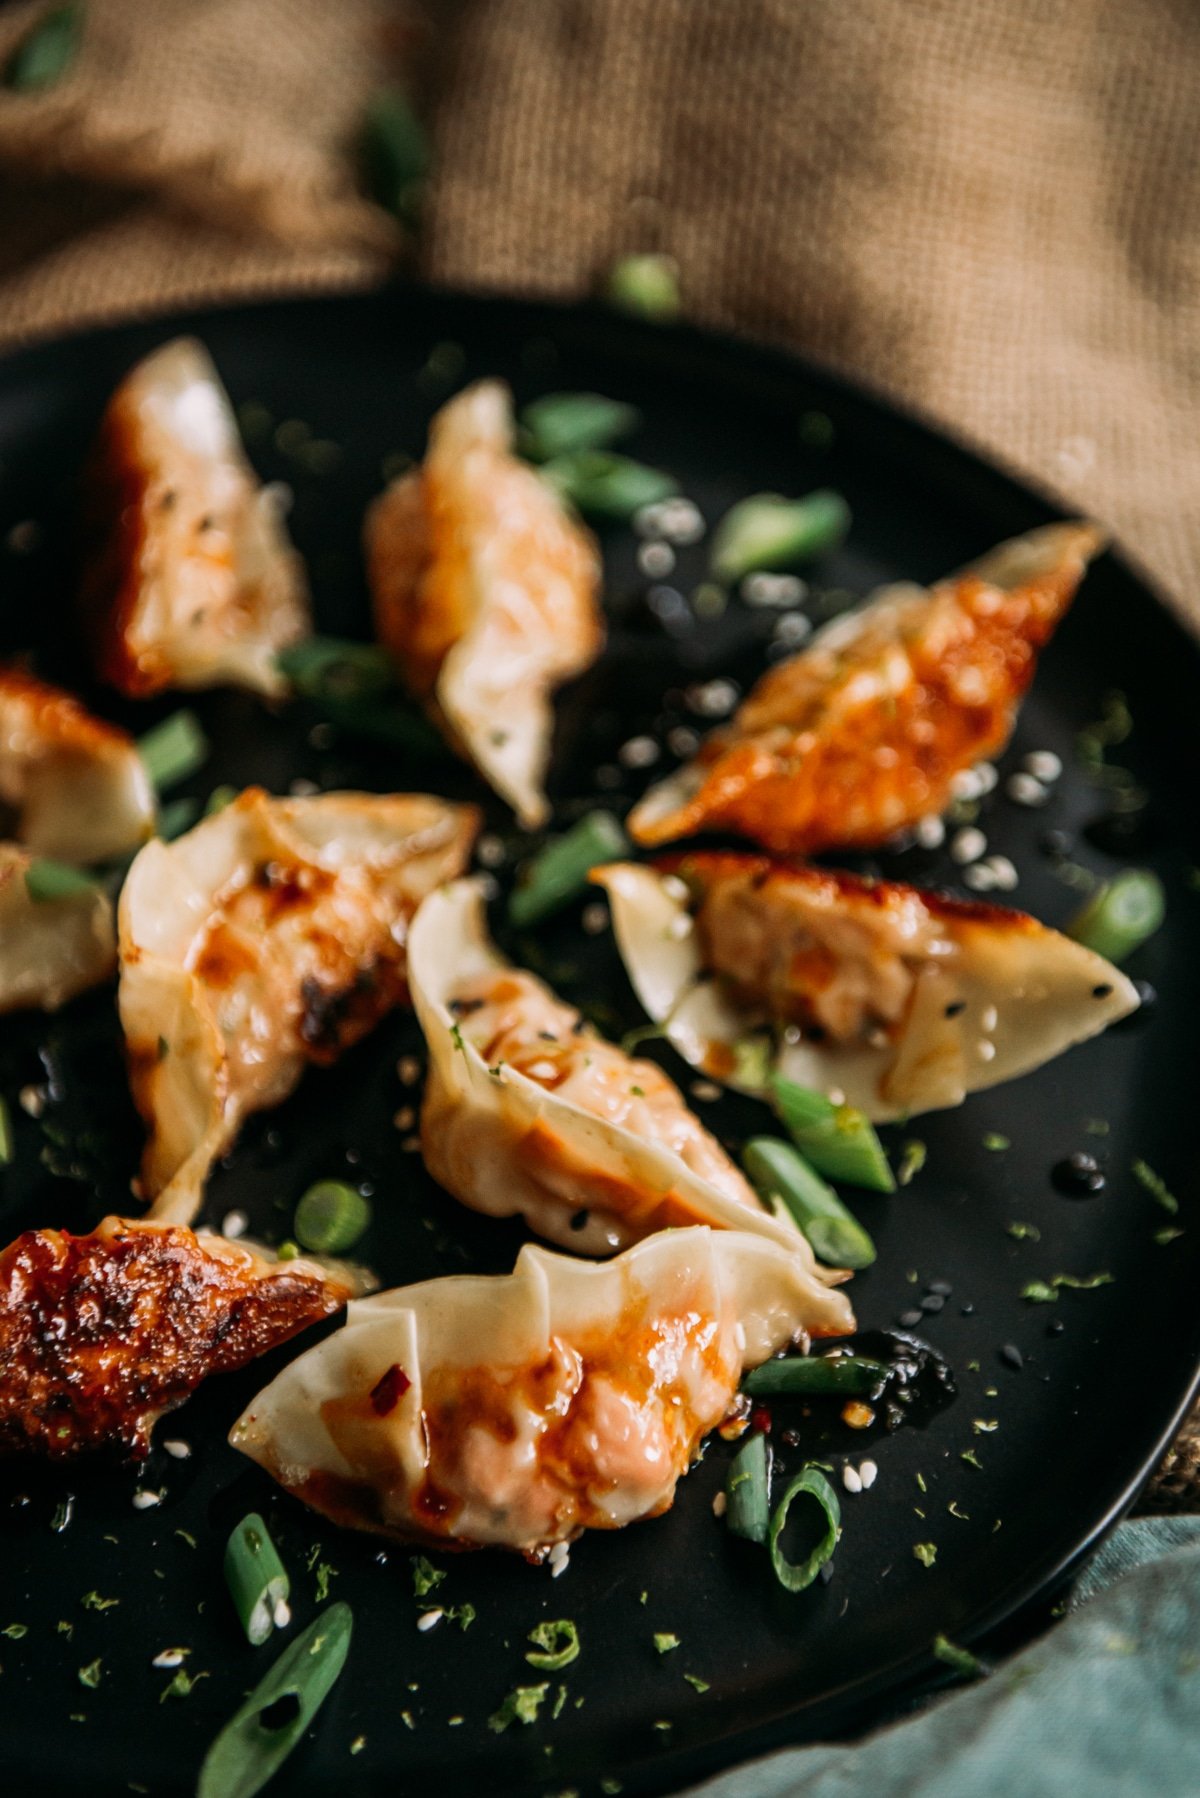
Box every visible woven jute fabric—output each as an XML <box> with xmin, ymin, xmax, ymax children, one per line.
<box><xmin>0</xmin><ymin>0</ymin><xmax>1195</xmax><ymax>1505</ymax></box>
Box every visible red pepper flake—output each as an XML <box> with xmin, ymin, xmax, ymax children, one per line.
<box><xmin>370</xmin><ymin>1363</ymin><xmax>411</xmax><ymax>1416</ymax></box>
<box><xmin>750</xmin><ymin>1404</ymin><xmax>773</xmax><ymax>1436</ymax></box>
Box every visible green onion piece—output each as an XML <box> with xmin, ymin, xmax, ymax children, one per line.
<box><xmin>525</xmin><ymin>1619</ymin><xmax>580</xmax><ymax>1671</ymax></box>
<box><xmin>205</xmin><ymin>784</ymin><xmax>238</xmax><ymax>816</ymax></box>
<box><xmin>605</xmin><ymin>254</ymin><xmax>682</xmax><ymax>321</ymax></box>
<box><xmin>742</xmin><ymin>1137</ymin><xmax>876</xmax><ymax>1269</ymax></box>
<box><xmin>932</xmin><ymin>1633</ymin><xmax>986</xmax><ymax>1680</ymax></box>
<box><xmin>742</xmin><ymin>1355</ymin><xmax>889</xmax><ymax>1399</ymax></box>
<box><xmin>0</xmin><ymin>1096</ymin><xmax>12</xmax><ymax>1168</ymax></box>
<box><xmin>224</xmin><ymin>1514</ymin><xmax>290</xmax><ymax>1647</ymax></box>
<box><xmin>768</xmin><ymin>1465</ymin><xmax>840</xmax><ymax>1593</ymax></box>
<box><xmin>770</xmin><ymin>1076</ymin><xmax>895</xmax><ymax>1193</ymax></box>
<box><xmin>508</xmin><ymin>811</ymin><xmax>629</xmax><ymax>927</ymax></box>
<box><xmin>724</xmin><ymin>1431</ymin><xmax>771</xmax><ymax>1544</ymax></box>
<box><xmin>294</xmin><ymin>1181</ymin><xmax>371</xmax><ymax>1255</ymax></box>
<box><xmin>539</xmin><ymin>451</ymin><xmax>679</xmax><ymax>520</ymax></box>
<box><xmin>519</xmin><ymin>393</ymin><xmax>640</xmax><ymax>463</ymax></box>
<box><xmin>710</xmin><ymin>490</ymin><xmax>850</xmax><ymax>584</ymax></box>
<box><xmin>360</xmin><ymin>84</ymin><xmax>429</xmax><ymax>226</ymax></box>
<box><xmin>24</xmin><ymin>859</ymin><xmax>101</xmax><ymax>903</ymax></box>
<box><xmin>158</xmin><ymin>796</ymin><xmax>201</xmax><ymax>842</ymax></box>
<box><xmin>4</xmin><ymin>2</ymin><xmax>81</xmax><ymax>91</ymax></box>
<box><xmin>1132</xmin><ymin>1158</ymin><xmax>1178</xmax><ymax>1214</ymax></box>
<box><xmin>137</xmin><ymin>710</ymin><xmax>209</xmax><ymax>794</ymax></box>
<box><xmin>197</xmin><ymin>1603</ymin><xmax>352</xmax><ymax>1798</ymax></box>
<box><xmin>276</xmin><ymin>637</ymin><xmax>394</xmax><ymax>702</ymax></box>
<box><xmin>1066</xmin><ymin>869</ymin><xmax>1164</xmax><ymax>964</ymax></box>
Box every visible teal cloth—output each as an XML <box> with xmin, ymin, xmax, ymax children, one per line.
<box><xmin>683</xmin><ymin>1519</ymin><xmax>1200</xmax><ymax>1797</ymax></box>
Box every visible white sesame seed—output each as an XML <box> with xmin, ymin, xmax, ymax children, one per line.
<box><xmin>402</xmin><ymin>1136</ymin><xmax>422</xmax><ymax>1153</ymax></box>
<box><xmin>221</xmin><ymin>1210</ymin><xmax>248</xmax><ymax>1240</ymax></box>
<box><xmin>288</xmin><ymin>777</ymin><xmax>319</xmax><ymax>797</ymax></box>
<box><xmin>977</xmin><ymin>1040</ymin><xmax>997</xmax><ymax>1062</ymax></box>
<box><xmin>742</xmin><ymin>572</ymin><xmax>808</xmax><ymax>609</ymax></box>
<box><xmin>773</xmin><ymin>612</ymin><xmax>813</xmax><ymax>648</ymax></box>
<box><xmin>667</xmin><ymin>725</ymin><xmax>700</xmax><ymax>758</ymax></box>
<box><xmin>18</xmin><ymin>1085</ymin><xmax>45</xmax><ymax>1118</ymax></box>
<box><xmin>981</xmin><ymin>1006</ymin><xmax>998</xmax><ymax>1032</ymax></box>
<box><xmin>915</xmin><ymin>815</ymin><xmax>946</xmax><ymax>850</ymax></box>
<box><xmin>667</xmin><ymin>913</ymin><xmax>694</xmax><ymax>940</ymax></box>
<box><xmin>162</xmin><ymin>1440</ymin><xmax>191</xmax><ymax>1460</ymax></box>
<box><xmin>661</xmin><ymin>875</ymin><xmax>691</xmax><ymax>903</ymax></box>
<box><xmin>619</xmin><ymin>734</ymin><xmax>661</xmax><ymax>770</ymax></box>
<box><xmin>475</xmin><ymin>873</ymin><xmax>499</xmax><ymax>902</ymax></box>
<box><xmin>712</xmin><ymin>1491</ymin><xmax>728</xmax><ymax>1518</ymax></box>
<box><xmin>984</xmin><ymin>855</ymin><xmax>1018</xmax><ymax>892</ymax></box>
<box><xmin>1023</xmin><ymin>750</ymin><xmax>1063</xmax><ymax>784</ymax></box>
<box><xmin>973</xmin><ymin>762</ymin><xmax>998</xmax><ymax>794</ymax></box>
<box><xmin>476</xmin><ymin>833</ymin><xmax>506</xmax><ymax>868</ymax></box>
<box><xmin>687</xmin><ymin>679</ymin><xmax>739</xmax><ymax>719</ymax></box>
<box><xmin>397</xmin><ymin>1056</ymin><xmax>422</xmax><ymax>1086</ymax></box>
<box><xmin>950</xmin><ymin>827</ymin><xmax>987</xmax><ymax>865</ymax></box>
<box><xmin>842</xmin><ymin>1464</ymin><xmax>863</xmax><ymax>1494</ymax></box>
<box><xmin>651</xmin><ymin>498</ymin><xmax>706</xmax><ymax>545</ymax></box>
<box><xmin>393</xmin><ymin>1106</ymin><xmax>415</xmax><ymax>1132</ymax></box>
<box><xmin>273</xmin><ymin>1597</ymin><xmax>291</xmax><ymax>1629</ymax></box>
<box><xmin>132</xmin><ymin>1489</ymin><xmax>164</xmax><ymax>1510</ymax></box>
<box><xmin>581</xmin><ymin>902</ymin><xmax>609</xmax><ymax>936</ymax></box>
<box><xmin>1006</xmin><ymin>772</ymin><xmax>1048</xmax><ymax>807</ymax></box>
<box><xmin>859</xmin><ymin>1460</ymin><xmax>878</xmax><ymax>1489</ymax></box>
<box><xmin>827</xmin><ymin>1087</ymin><xmax>846</xmax><ymax>1107</ymax></box>
<box><xmin>950</xmin><ymin>768</ymin><xmax>985</xmax><ymax>802</ymax></box>
<box><xmin>417</xmin><ymin>1609</ymin><xmax>442</xmax><ymax>1632</ymax></box>
<box><xmin>690</xmin><ymin>1080</ymin><xmax>722</xmax><ymax>1103</ymax></box>
<box><xmin>151</xmin><ymin>1649</ymin><xmax>188</xmax><ymax>1669</ymax></box>
<box><xmin>638</xmin><ymin>540</ymin><xmax>676</xmax><ymax>578</ymax></box>
<box><xmin>963</xmin><ymin>864</ymin><xmax>997</xmax><ymax>892</ymax></box>
<box><xmin>550</xmin><ymin>1542</ymin><xmax>571</xmax><ymax>1577</ymax></box>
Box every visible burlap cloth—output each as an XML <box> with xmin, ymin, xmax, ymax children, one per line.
<box><xmin>0</xmin><ymin>0</ymin><xmax>1195</xmax><ymax>1506</ymax></box>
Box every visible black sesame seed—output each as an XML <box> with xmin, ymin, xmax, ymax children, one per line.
<box><xmin>919</xmin><ymin>1293</ymin><xmax>945</xmax><ymax>1314</ymax></box>
<box><xmin>999</xmin><ymin>1344</ymin><xmax>1023</xmax><ymax>1370</ymax></box>
<box><xmin>960</xmin><ymin>1302</ymin><xmax>976</xmax><ymax>1316</ymax></box>
<box><xmin>1046</xmin><ymin>1319</ymin><xmax>1065</xmax><ymax>1337</ymax></box>
<box><xmin>569</xmin><ymin>1208</ymin><xmax>590</xmax><ymax>1232</ymax></box>
<box><xmin>898</xmin><ymin>1309</ymin><xmax>924</xmax><ymax>1328</ymax></box>
<box><xmin>344</xmin><ymin>1146</ymin><xmax>362</xmax><ymax>1167</ymax></box>
<box><xmin>1052</xmin><ymin>1152</ymin><xmax>1106</xmax><ymax>1197</ymax></box>
<box><xmin>1091</xmin><ymin>983</ymin><xmax>1113</xmax><ymax>999</ymax></box>
<box><xmin>1038</xmin><ymin>828</ymin><xmax>1074</xmax><ymax>859</ymax></box>
<box><xmin>943</xmin><ymin>1001</ymin><xmax>966</xmax><ymax>1019</ymax></box>
<box><xmin>926</xmin><ymin>1279</ymin><xmax>953</xmax><ymax>1297</ymax></box>
<box><xmin>781</xmin><ymin>1428</ymin><xmax>802</xmax><ymax>1448</ymax></box>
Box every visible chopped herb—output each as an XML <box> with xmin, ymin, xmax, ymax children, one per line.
<box><xmin>1132</xmin><ymin>1159</ymin><xmax>1178</xmax><ymax>1215</ymax></box>
<box><xmin>983</xmin><ymin>1133</ymin><xmax>1010</xmax><ymax>1152</ymax></box>
<box><xmin>2</xmin><ymin>1624</ymin><xmax>27</xmax><ymax>1640</ymax></box>
<box><xmin>653</xmin><ymin>1633</ymin><xmax>680</xmax><ymax>1655</ymax></box>
<box><xmin>449</xmin><ymin>1022</ymin><xmax>466</xmax><ymax>1055</ymax></box>
<box><xmin>411</xmin><ymin>1556</ymin><xmax>446</xmax><ymax>1599</ymax></box>
<box><xmin>683</xmin><ymin>1673</ymin><xmax>710</xmax><ymax>1694</ymax></box>
<box><xmin>710</xmin><ymin>490</ymin><xmax>850</xmax><ymax>583</ymax></box>
<box><xmin>4</xmin><ymin>2</ymin><xmax>81</xmax><ymax>91</ymax></box>
<box><xmin>519</xmin><ymin>393</ymin><xmax>640</xmax><ymax>463</ymax></box>
<box><xmin>605</xmin><ymin>253</ymin><xmax>681</xmax><ymax>320</ymax></box>
<box><xmin>175</xmin><ymin>1530</ymin><xmax>197</xmax><ymax>1550</ymax></box>
<box><xmin>81</xmin><ymin>1593</ymin><xmax>119</xmax><ymax>1612</ymax></box>
<box><xmin>1022</xmin><ymin>1272</ymin><xmax>1114</xmax><ymax>1303</ymax></box>
<box><xmin>961</xmin><ymin>1449</ymin><xmax>983</xmax><ymax>1470</ymax></box>
<box><xmin>915</xmin><ymin>1472</ymin><xmax>927</xmax><ymax>1493</ymax></box>
<box><xmin>551</xmin><ymin>1684</ymin><xmax>569</xmax><ymax>1720</ymax></box>
<box><xmin>933</xmin><ymin>1634</ymin><xmax>986</xmax><ymax>1679</ymax></box>
<box><xmin>488</xmin><ymin>1683</ymin><xmax>550</xmax><ymax>1733</ymax></box>
<box><xmin>1021</xmin><ymin>1280</ymin><xmax>1057</xmax><ymax>1304</ymax></box>
<box><xmin>948</xmin><ymin>1501</ymin><xmax>970</xmax><ymax>1520</ymax></box>
<box><xmin>539</xmin><ymin>451</ymin><xmax>678</xmax><ymax>520</ymax></box>
<box><xmin>56</xmin><ymin>1621</ymin><xmax>73</xmax><ymax>1637</ymax></box>
<box><xmin>1155</xmin><ymin>1226</ymin><xmax>1185</xmax><ymax>1246</ymax></box>
<box><xmin>161</xmin><ymin>1668</ymin><xmax>208</xmax><ymax>1702</ymax></box>
<box><xmin>1085</xmin><ymin>1118</ymin><xmax>1110</xmax><ymax>1137</ymax></box>
<box><xmin>913</xmin><ymin>1543</ymin><xmax>938</xmax><ymax>1569</ymax></box>
<box><xmin>440</xmin><ymin>1603</ymin><xmax>475</xmax><ymax>1632</ymax></box>
<box><xmin>350</xmin><ymin>1736</ymin><xmax>366</xmax><ymax>1755</ymax></box>
<box><xmin>630</xmin><ymin>1085</ymin><xmax>645</xmax><ymax>1098</ymax></box>
<box><xmin>1006</xmin><ymin>1222</ymin><xmax>1041</xmax><ymax>1241</ymax></box>
<box><xmin>973</xmin><ymin>1420</ymin><xmax>999</xmax><ymax>1434</ymax></box>
<box><xmin>78</xmin><ymin>1658</ymin><xmax>103</xmax><ymax>1688</ymax></box>
<box><xmin>526</xmin><ymin>1620</ymin><xmax>580</xmax><ymax>1671</ymax></box>
<box><xmin>897</xmin><ymin>1139</ymin><xmax>927</xmax><ymax>1186</ymax></box>
<box><xmin>314</xmin><ymin>1563</ymin><xmax>337</xmax><ymax>1604</ymax></box>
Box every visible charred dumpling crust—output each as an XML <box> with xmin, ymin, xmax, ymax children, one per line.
<box><xmin>596</xmin><ymin>853</ymin><xmax>1139</xmax><ymax>1121</ymax></box>
<box><xmin>0</xmin><ymin>1217</ymin><xmax>351</xmax><ymax>1460</ymax></box>
<box><xmin>0</xmin><ymin>665</ymin><xmax>155</xmax><ymax>863</ymax></box>
<box><xmin>231</xmin><ymin>1227</ymin><xmax>853</xmax><ymax>1553</ymax></box>
<box><xmin>366</xmin><ymin>380</ymin><xmax>604</xmax><ymax>828</ymax></box>
<box><xmin>118</xmin><ymin>787</ymin><xmax>479</xmax><ymax>1225</ymax></box>
<box><xmin>629</xmin><ymin>523</ymin><xmax>1103</xmax><ymax>854</ymax></box>
<box><xmin>0</xmin><ymin>842</ymin><xmax>116</xmax><ymax>1013</ymax></box>
<box><xmin>80</xmin><ymin>337</ymin><xmax>310</xmax><ymax>698</ymax></box>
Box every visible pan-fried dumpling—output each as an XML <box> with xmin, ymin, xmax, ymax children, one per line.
<box><xmin>629</xmin><ymin>523</ymin><xmax>1103</xmax><ymax>854</ymax></box>
<box><xmin>0</xmin><ymin>1215</ymin><xmax>351</xmax><ymax>1460</ymax></box>
<box><xmin>231</xmin><ymin>1225</ymin><xmax>853</xmax><ymax>1552</ymax></box>
<box><xmin>596</xmin><ymin>854</ymin><xmax>1139</xmax><ymax>1122</ymax></box>
<box><xmin>366</xmin><ymin>380</ymin><xmax>604</xmax><ymax>827</ymax></box>
<box><xmin>0</xmin><ymin>843</ymin><xmax>116</xmax><ymax>1012</ymax></box>
<box><xmin>80</xmin><ymin>337</ymin><xmax>310</xmax><ymax>698</ymax></box>
<box><xmin>0</xmin><ymin>665</ymin><xmax>154</xmax><ymax>863</ymax></box>
<box><xmin>409</xmin><ymin>877</ymin><xmax>811</xmax><ymax>1256</ymax></box>
<box><xmin>119</xmin><ymin>788</ymin><xmax>479</xmax><ymax>1226</ymax></box>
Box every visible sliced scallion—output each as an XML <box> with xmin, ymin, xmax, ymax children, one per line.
<box><xmin>508</xmin><ymin>811</ymin><xmax>629</xmax><ymax>927</ymax></box>
<box><xmin>742</xmin><ymin>1355</ymin><xmax>889</xmax><ymax>1400</ymax></box>
<box><xmin>276</xmin><ymin>637</ymin><xmax>394</xmax><ymax>703</ymax></box>
<box><xmin>767</xmin><ymin>1465</ymin><xmax>840</xmax><ymax>1593</ymax></box>
<box><xmin>24</xmin><ymin>859</ymin><xmax>100</xmax><ymax>903</ymax></box>
<box><xmin>742</xmin><ymin>1137</ymin><xmax>876</xmax><ymax>1269</ymax></box>
<box><xmin>137</xmin><ymin>710</ymin><xmax>209</xmax><ymax>794</ymax></box>
<box><xmin>770</xmin><ymin>1076</ymin><xmax>895</xmax><ymax>1193</ymax></box>
<box><xmin>605</xmin><ymin>254</ymin><xmax>681</xmax><ymax>321</ymax></box>
<box><xmin>1066</xmin><ymin>869</ymin><xmax>1164</xmax><ymax>964</ymax></box>
<box><xmin>224</xmin><ymin>1514</ymin><xmax>290</xmax><ymax>1647</ymax></box>
<box><xmin>0</xmin><ymin>1097</ymin><xmax>11</xmax><ymax>1167</ymax></box>
<box><xmin>539</xmin><ymin>451</ymin><xmax>678</xmax><ymax>520</ymax></box>
<box><xmin>519</xmin><ymin>393</ymin><xmax>640</xmax><ymax>463</ymax></box>
<box><xmin>710</xmin><ymin>490</ymin><xmax>850</xmax><ymax>584</ymax></box>
<box><xmin>197</xmin><ymin>1603</ymin><xmax>352</xmax><ymax>1798</ymax></box>
<box><xmin>524</xmin><ymin>1619</ymin><xmax>580</xmax><ymax>1671</ymax></box>
<box><xmin>294</xmin><ymin>1181</ymin><xmax>371</xmax><ymax>1256</ymax></box>
<box><xmin>724</xmin><ymin>1431</ymin><xmax>771</xmax><ymax>1545</ymax></box>
<box><xmin>4</xmin><ymin>2</ymin><xmax>80</xmax><ymax>91</ymax></box>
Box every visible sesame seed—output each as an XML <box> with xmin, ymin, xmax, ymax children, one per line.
<box><xmin>581</xmin><ymin>902</ymin><xmax>609</xmax><ymax>935</ymax></box>
<box><xmin>974</xmin><ymin>763</ymin><xmax>998</xmax><ymax>794</ymax></box>
<box><xmin>151</xmin><ymin>1650</ymin><xmax>187</xmax><ymax>1670</ymax></box>
<box><xmin>667</xmin><ymin>725</ymin><xmax>700</xmax><ymax>758</ymax></box>
<box><xmin>842</xmin><ymin>1464</ymin><xmax>863</xmax><ymax>1494</ymax></box>
<box><xmin>393</xmin><ymin>1106</ymin><xmax>415</xmax><ymax>1132</ymax></box>
<box><xmin>712</xmin><ymin>1490</ymin><xmax>727</xmax><ymax>1517</ymax></box>
<box><xmin>132</xmin><ymin>1490</ymin><xmax>164</xmax><ymax>1510</ymax></box>
<box><xmin>742</xmin><ymin>572</ymin><xmax>808</xmax><ymax>609</ymax></box>
<box><xmin>963</xmin><ymin>864</ymin><xmax>996</xmax><ymax>892</ymax></box>
<box><xmin>272</xmin><ymin>1597</ymin><xmax>291</xmax><ymax>1629</ymax></box>
<box><xmin>1006</xmin><ymin>772</ymin><xmax>1048</xmax><ymax>807</ymax></box>
<box><xmin>773</xmin><ymin>612</ymin><xmax>813</xmax><ymax>648</ymax></box>
<box><xmin>977</xmin><ymin>1040</ymin><xmax>997</xmax><ymax>1062</ymax></box>
<box><xmin>690</xmin><ymin>1080</ymin><xmax>721</xmax><ymax>1103</ymax></box>
<box><xmin>667</xmin><ymin>913</ymin><xmax>694</xmax><ymax>939</ymax></box>
<box><xmin>221</xmin><ymin>1210</ymin><xmax>248</xmax><ymax>1240</ymax></box>
<box><xmin>1000</xmin><ymin>1344</ymin><xmax>1024</xmax><ymax>1371</ymax></box>
<box><xmin>662</xmin><ymin>874</ymin><xmax>691</xmax><ymax>903</ymax></box>
<box><xmin>402</xmin><ymin>1136</ymin><xmax>422</xmax><ymax>1153</ymax></box>
<box><xmin>638</xmin><ymin>540</ymin><xmax>676</xmax><ymax>578</ymax></box>
<box><xmin>915</xmin><ymin>815</ymin><xmax>946</xmax><ymax>849</ymax></box>
<box><xmin>162</xmin><ymin>1440</ymin><xmax>191</xmax><ymax>1460</ymax></box>
<box><xmin>859</xmin><ymin>1460</ymin><xmax>878</xmax><ymax>1489</ymax></box>
<box><xmin>288</xmin><ymin>777</ymin><xmax>319</xmax><ymax>797</ymax></box>
<box><xmin>950</xmin><ymin>768</ymin><xmax>986</xmax><ymax>802</ymax></box>
<box><xmin>686</xmin><ymin>679</ymin><xmax>739</xmax><ymax>719</ymax></box>
<box><xmin>920</xmin><ymin>1293</ymin><xmax>945</xmax><ymax>1314</ymax></box>
<box><xmin>397</xmin><ymin>1056</ymin><xmax>422</xmax><ymax>1086</ymax></box>
<box><xmin>1023</xmin><ymin>750</ymin><xmax>1063</xmax><ymax>783</ymax></box>
<box><xmin>549</xmin><ymin>1540</ymin><xmax>571</xmax><ymax>1576</ymax></box>
<box><xmin>950</xmin><ymin>827</ymin><xmax>987</xmax><ymax>865</ymax></box>
<box><xmin>618</xmin><ymin>735</ymin><xmax>661</xmax><ymax>769</ymax></box>
<box><xmin>476</xmin><ymin>833</ymin><xmax>506</xmax><ymax>868</ymax></box>
<box><xmin>898</xmin><ymin>1308</ymin><xmax>923</xmax><ymax>1327</ymax></box>
<box><xmin>18</xmin><ymin>1085</ymin><xmax>45</xmax><ymax>1118</ymax></box>
<box><xmin>981</xmin><ymin>1006</ymin><xmax>998</xmax><ymax>1032</ymax></box>
<box><xmin>984</xmin><ymin>855</ymin><xmax>1018</xmax><ymax>891</ymax></box>
<box><xmin>417</xmin><ymin>1610</ymin><xmax>442</xmax><ymax>1632</ymax></box>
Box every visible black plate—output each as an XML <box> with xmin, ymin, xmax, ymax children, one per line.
<box><xmin>1</xmin><ymin>287</ymin><xmax>1198</xmax><ymax>1798</ymax></box>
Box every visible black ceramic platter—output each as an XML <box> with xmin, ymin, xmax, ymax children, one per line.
<box><xmin>0</xmin><ymin>287</ymin><xmax>1198</xmax><ymax>1798</ymax></box>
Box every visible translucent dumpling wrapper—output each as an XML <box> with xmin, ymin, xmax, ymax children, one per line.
<box><xmin>366</xmin><ymin>380</ymin><xmax>604</xmax><ymax>827</ymax></box>
<box><xmin>0</xmin><ymin>844</ymin><xmax>116</xmax><ymax>1013</ymax></box>
<box><xmin>230</xmin><ymin>1225</ymin><xmax>854</xmax><ymax>1552</ymax></box>
<box><xmin>629</xmin><ymin>523</ymin><xmax>1103</xmax><ymax>854</ymax></box>
<box><xmin>80</xmin><ymin>337</ymin><xmax>311</xmax><ymax>697</ymax></box>
<box><xmin>0</xmin><ymin>665</ymin><xmax>155</xmax><ymax>863</ymax></box>
<box><xmin>0</xmin><ymin>1215</ymin><xmax>353</xmax><ymax>1460</ymax></box>
<box><xmin>118</xmin><ymin>787</ymin><xmax>479</xmax><ymax>1225</ymax></box>
<box><xmin>409</xmin><ymin>877</ymin><xmax>816</xmax><ymax>1258</ymax></box>
<box><xmin>595</xmin><ymin>853</ymin><xmax>1139</xmax><ymax>1122</ymax></box>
